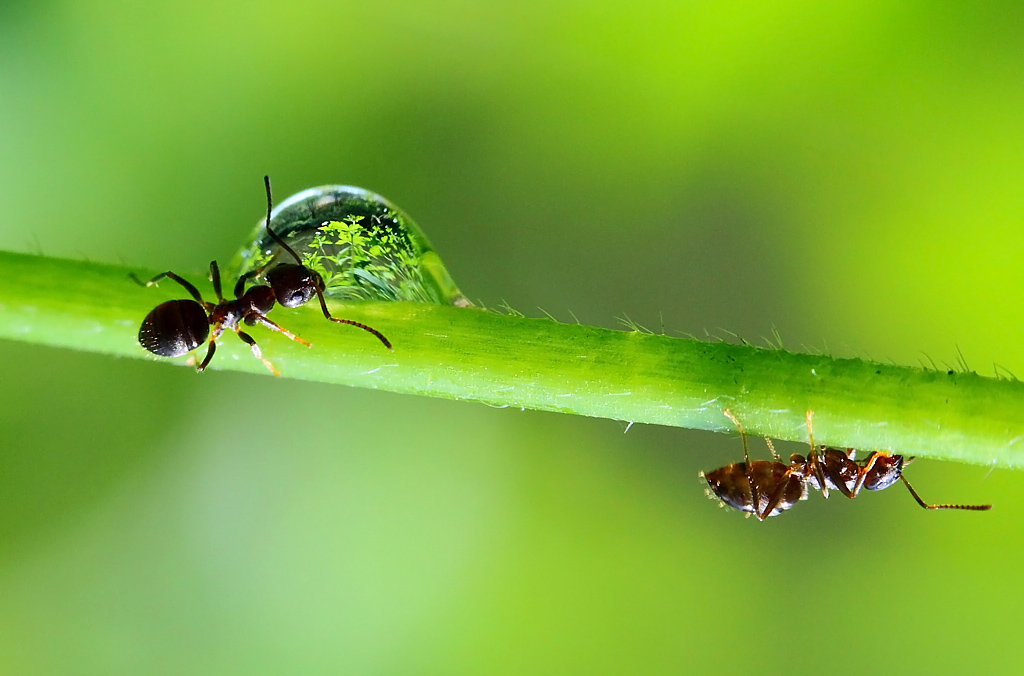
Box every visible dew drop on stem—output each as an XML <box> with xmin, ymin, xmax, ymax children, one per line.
<box><xmin>231</xmin><ymin>185</ymin><xmax>470</xmax><ymax>306</ymax></box>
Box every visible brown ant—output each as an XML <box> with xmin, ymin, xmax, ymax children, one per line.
<box><xmin>702</xmin><ymin>409</ymin><xmax>991</xmax><ymax>520</ymax></box>
<box><xmin>133</xmin><ymin>176</ymin><xmax>392</xmax><ymax>376</ymax></box>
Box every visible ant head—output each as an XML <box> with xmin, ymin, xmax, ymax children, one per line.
<box><xmin>139</xmin><ymin>299</ymin><xmax>210</xmax><ymax>357</ymax></box>
<box><xmin>266</xmin><ymin>263</ymin><xmax>325</xmax><ymax>308</ymax></box>
<box><xmin>861</xmin><ymin>453</ymin><xmax>904</xmax><ymax>491</ymax></box>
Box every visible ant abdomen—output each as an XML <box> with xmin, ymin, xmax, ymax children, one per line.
<box><xmin>139</xmin><ymin>299</ymin><xmax>210</xmax><ymax>358</ymax></box>
<box><xmin>705</xmin><ymin>460</ymin><xmax>804</xmax><ymax>519</ymax></box>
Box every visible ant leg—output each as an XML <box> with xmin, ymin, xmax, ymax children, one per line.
<box><xmin>821</xmin><ymin>452</ymin><xmax>857</xmax><ymax>499</ymax></box>
<box><xmin>723</xmin><ymin>409</ymin><xmax>763</xmax><ymax>519</ymax></box>
<box><xmin>233</xmin><ymin>268</ymin><xmax>262</xmax><ymax>299</ymax></box>
<box><xmin>235</xmin><ymin>329</ymin><xmax>280</xmax><ymax>376</ymax></box>
<box><xmin>251</xmin><ymin>314</ymin><xmax>312</xmax><ymax>347</ymax></box>
<box><xmin>311</xmin><ymin>286</ymin><xmax>393</xmax><ymax>350</ymax></box>
<box><xmin>758</xmin><ymin>465</ymin><xmax>806</xmax><ymax>520</ymax></box>
<box><xmin>764</xmin><ymin>438</ymin><xmax>781</xmax><ymax>461</ymax></box>
<box><xmin>808</xmin><ymin>410</ymin><xmax>857</xmax><ymax>500</ymax></box>
<box><xmin>130</xmin><ymin>271</ymin><xmax>205</xmax><ymax>304</ymax></box>
<box><xmin>196</xmin><ymin>339</ymin><xmax>217</xmax><ymax>372</ymax></box>
<box><xmin>723</xmin><ymin>410</ymin><xmax>752</xmax><ymax>464</ymax></box>
<box><xmin>232</xmin><ymin>253</ymin><xmax>282</xmax><ymax>298</ymax></box>
<box><xmin>898</xmin><ymin>475</ymin><xmax>992</xmax><ymax>511</ymax></box>
<box><xmin>805</xmin><ymin>411</ymin><xmax>830</xmax><ymax>499</ymax></box>
<box><xmin>851</xmin><ymin>452</ymin><xmax>883</xmax><ymax>498</ymax></box>
<box><xmin>209</xmin><ymin>261</ymin><xmax>227</xmax><ymax>303</ymax></box>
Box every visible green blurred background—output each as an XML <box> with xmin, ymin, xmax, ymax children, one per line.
<box><xmin>1</xmin><ymin>1</ymin><xmax>1022</xmax><ymax>673</ymax></box>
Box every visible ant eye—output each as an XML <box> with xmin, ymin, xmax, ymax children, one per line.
<box><xmin>231</xmin><ymin>185</ymin><xmax>470</xmax><ymax>307</ymax></box>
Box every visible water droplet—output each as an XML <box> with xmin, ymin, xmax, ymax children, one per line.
<box><xmin>231</xmin><ymin>185</ymin><xmax>470</xmax><ymax>306</ymax></box>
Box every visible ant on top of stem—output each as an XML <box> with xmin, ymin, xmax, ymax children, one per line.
<box><xmin>133</xmin><ymin>176</ymin><xmax>392</xmax><ymax>376</ymax></box>
<box><xmin>701</xmin><ymin>410</ymin><xmax>991</xmax><ymax>520</ymax></box>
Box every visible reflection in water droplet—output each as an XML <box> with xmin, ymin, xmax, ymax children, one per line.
<box><xmin>231</xmin><ymin>186</ymin><xmax>470</xmax><ymax>306</ymax></box>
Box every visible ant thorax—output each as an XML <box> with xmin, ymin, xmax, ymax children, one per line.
<box><xmin>791</xmin><ymin>448</ymin><xmax>860</xmax><ymax>498</ymax></box>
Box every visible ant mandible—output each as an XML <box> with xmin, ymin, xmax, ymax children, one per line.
<box><xmin>133</xmin><ymin>176</ymin><xmax>392</xmax><ymax>376</ymax></box>
<box><xmin>702</xmin><ymin>409</ymin><xmax>991</xmax><ymax>520</ymax></box>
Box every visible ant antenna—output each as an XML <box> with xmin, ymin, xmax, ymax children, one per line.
<box><xmin>261</xmin><ymin>175</ymin><xmax>393</xmax><ymax>352</ymax></box>
<box><xmin>263</xmin><ymin>175</ymin><xmax>305</xmax><ymax>265</ymax></box>
<box><xmin>898</xmin><ymin>475</ymin><xmax>992</xmax><ymax>511</ymax></box>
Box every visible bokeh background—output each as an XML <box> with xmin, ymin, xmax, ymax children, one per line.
<box><xmin>1</xmin><ymin>1</ymin><xmax>1022</xmax><ymax>673</ymax></box>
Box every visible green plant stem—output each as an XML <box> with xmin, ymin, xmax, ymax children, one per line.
<box><xmin>1</xmin><ymin>250</ymin><xmax>1022</xmax><ymax>468</ymax></box>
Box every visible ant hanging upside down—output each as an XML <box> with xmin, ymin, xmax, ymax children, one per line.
<box><xmin>133</xmin><ymin>176</ymin><xmax>392</xmax><ymax>376</ymax></box>
<box><xmin>701</xmin><ymin>410</ymin><xmax>991</xmax><ymax>520</ymax></box>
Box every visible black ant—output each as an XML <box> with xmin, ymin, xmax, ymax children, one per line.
<box><xmin>702</xmin><ymin>409</ymin><xmax>991</xmax><ymax>520</ymax></box>
<box><xmin>133</xmin><ymin>176</ymin><xmax>392</xmax><ymax>376</ymax></box>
